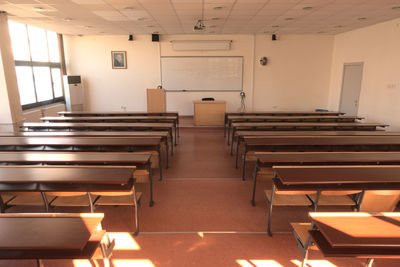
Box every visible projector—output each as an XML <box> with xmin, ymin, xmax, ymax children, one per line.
<box><xmin>194</xmin><ymin>20</ymin><xmax>205</xmax><ymax>31</ymax></box>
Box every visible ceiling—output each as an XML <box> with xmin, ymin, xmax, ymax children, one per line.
<box><xmin>1</xmin><ymin>0</ymin><xmax>400</xmax><ymax>35</ymax></box>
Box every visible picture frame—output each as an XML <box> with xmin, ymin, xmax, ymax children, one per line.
<box><xmin>111</xmin><ymin>51</ymin><xmax>127</xmax><ymax>69</ymax></box>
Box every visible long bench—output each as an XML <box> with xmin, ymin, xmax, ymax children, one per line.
<box><xmin>240</xmin><ymin>136</ymin><xmax>400</xmax><ymax>180</ymax></box>
<box><xmin>0</xmin><ymin>136</ymin><xmax>165</xmax><ymax>179</ymax></box>
<box><xmin>226</xmin><ymin>115</ymin><xmax>363</xmax><ymax>142</ymax></box>
<box><xmin>20</xmin><ymin>122</ymin><xmax>176</xmax><ymax>146</ymax></box>
<box><xmin>251</xmin><ymin>151</ymin><xmax>400</xmax><ymax>206</ymax></box>
<box><xmin>42</xmin><ymin>115</ymin><xmax>179</xmax><ymax>143</ymax></box>
<box><xmin>224</xmin><ymin>111</ymin><xmax>345</xmax><ymax>136</ymax></box>
<box><xmin>0</xmin><ymin>152</ymin><xmax>155</xmax><ymax>206</ymax></box>
<box><xmin>229</xmin><ymin>122</ymin><xmax>389</xmax><ymax>145</ymax></box>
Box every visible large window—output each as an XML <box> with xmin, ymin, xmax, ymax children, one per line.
<box><xmin>8</xmin><ymin>21</ymin><xmax>64</xmax><ymax>109</ymax></box>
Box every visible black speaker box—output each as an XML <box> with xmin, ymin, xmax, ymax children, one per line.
<box><xmin>152</xmin><ymin>34</ymin><xmax>159</xmax><ymax>42</ymax></box>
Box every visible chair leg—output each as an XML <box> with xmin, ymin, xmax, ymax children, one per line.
<box><xmin>36</xmin><ymin>259</ymin><xmax>44</xmax><ymax>267</ymax></box>
<box><xmin>241</xmin><ymin>147</ymin><xmax>247</xmax><ymax>180</ymax></box>
<box><xmin>87</xmin><ymin>193</ymin><xmax>94</xmax><ymax>213</ymax></box>
<box><xmin>366</xmin><ymin>258</ymin><xmax>374</xmax><ymax>267</ymax></box>
<box><xmin>148</xmin><ymin>162</ymin><xmax>154</xmax><ymax>207</ymax></box>
<box><xmin>251</xmin><ymin>164</ymin><xmax>258</xmax><ymax>206</ymax></box>
<box><xmin>40</xmin><ymin>192</ymin><xmax>49</xmax><ymax>213</ymax></box>
<box><xmin>132</xmin><ymin>186</ymin><xmax>139</xmax><ymax>236</ymax></box>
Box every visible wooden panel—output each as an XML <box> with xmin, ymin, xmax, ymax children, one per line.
<box><xmin>147</xmin><ymin>89</ymin><xmax>166</xmax><ymax>112</ymax></box>
<box><xmin>194</xmin><ymin>101</ymin><xmax>226</xmax><ymax>126</ymax></box>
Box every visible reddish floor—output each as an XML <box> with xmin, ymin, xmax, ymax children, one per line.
<box><xmin>2</xmin><ymin>127</ymin><xmax>399</xmax><ymax>267</ymax></box>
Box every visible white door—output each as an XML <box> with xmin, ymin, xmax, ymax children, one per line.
<box><xmin>339</xmin><ymin>63</ymin><xmax>363</xmax><ymax>116</ymax></box>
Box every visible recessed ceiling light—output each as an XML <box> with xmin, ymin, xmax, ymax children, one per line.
<box><xmin>212</xmin><ymin>17</ymin><xmax>220</xmax><ymax>21</ymax></box>
<box><xmin>272</xmin><ymin>25</ymin><xmax>280</xmax><ymax>28</ymax></box>
<box><xmin>213</xmin><ymin>6</ymin><xmax>223</xmax><ymax>10</ymax></box>
<box><xmin>123</xmin><ymin>7</ymin><xmax>134</xmax><ymax>11</ymax></box>
<box><xmin>285</xmin><ymin>17</ymin><xmax>294</xmax><ymax>21</ymax></box>
<box><xmin>392</xmin><ymin>6</ymin><xmax>400</xmax><ymax>10</ymax></box>
<box><xmin>64</xmin><ymin>18</ymin><xmax>72</xmax><ymax>22</ymax></box>
<box><xmin>33</xmin><ymin>7</ymin><xmax>43</xmax><ymax>11</ymax></box>
<box><xmin>303</xmin><ymin>6</ymin><xmax>313</xmax><ymax>10</ymax></box>
<box><xmin>358</xmin><ymin>17</ymin><xmax>367</xmax><ymax>21</ymax></box>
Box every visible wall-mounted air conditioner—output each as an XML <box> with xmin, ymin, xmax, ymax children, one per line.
<box><xmin>63</xmin><ymin>75</ymin><xmax>84</xmax><ymax>111</ymax></box>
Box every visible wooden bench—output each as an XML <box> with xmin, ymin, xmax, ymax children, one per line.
<box><xmin>0</xmin><ymin>151</ymin><xmax>154</xmax><ymax>206</ymax></box>
<box><xmin>42</xmin><ymin>115</ymin><xmax>179</xmax><ymax>144</ymax></box>
<box><xmin>240</xmin><ymin>135</ymin><xmax>400</xmax><ymax>179</ymax></box>
<box><xmin>20</xmin><ymin>122</ymin><xmax>176</xmax><ymax>146</ymax></box>
<box><xmin>226</xmin><ymin>115</ymin><xmax>363</xmax><ymax>142</ymax></box>
<box><xmin>224</xmin><ymin>111</ymin><xmax>345</xmax><ymax>136</ymax></box>
<box><xmin>0</xmin><ymin>213</ymin><xmax>112</xmax><ymax>266</ymax></box>
<box><xmin>0</xmin><ymin>136</ymin><xmax>165</xmax><ymax>180</ymax></box>
<box><xmin>229</xmin><ymin>122</ymin><xmax>389</xmax><ymax>145</ymax></box>
<box><xmin>252</xmin><ymin>151</ymin><xmax>400</xmax><ymax>206</ymax></box>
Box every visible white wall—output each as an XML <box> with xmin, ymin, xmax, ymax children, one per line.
<box><xmin>64</xmin><ymin>33</ymin><xmax>335</xmax><ymax>115</ymax></box>
<box><xmin>328</xmin><ymin>18</ymin><xmax>400</xmax><ymax>130</ymax></box>
<box><xmin>253</xmin><ymin>34</ymin><xmax>334</xmax><ymax>111</ymax></box>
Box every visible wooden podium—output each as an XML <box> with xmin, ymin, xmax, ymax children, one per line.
<box><xmin>193</xmin><ymin>100</ymin><xmax>226</xmax><ymax>126</ymax></box>
<box><xmin>147</xmin><ymin>89</ymin><xmax>166</xmax><ymax>112</ymax></box>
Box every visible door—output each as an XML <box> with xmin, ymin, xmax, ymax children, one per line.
<box><xmin>339</xmin><ymin>63</ymin><xmax>363</xmax><ymax>116</ymax></box>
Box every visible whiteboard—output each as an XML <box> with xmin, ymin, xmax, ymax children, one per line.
<box><xmin>161</xmin><ymin>56</ymin><xmax>243</xmax><ymax>92</ymax></box>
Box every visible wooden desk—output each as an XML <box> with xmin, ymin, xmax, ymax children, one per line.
<box><xmin>0</xmin><ymin>136</ymin><xmax>165</xmax><ymax>179</ymax></box>
<box><xmin>303</xmin><ymin>212</ymin><xmax>400</xmax><ymax>266</ymax></box>
<box><xmin>224</xmin><ymin>111</ymin><xmax>345</xmax><ymax>136</ymax></box>
<box><xmin>41</xmin><ymin>116</ymin><xmax>178</xmax><ymax>144</ymax></box>
<box><xmin>0</xmin><ymin>152</ymin><xmax>154</xmax><ymax>206</ymax></box>
<box><xmin>0</xmin><ymin>131</ymin><xmax>172</xmax><ymax>155</ymax></box>
<box><xmin>21</xmin><ymin>122</ymin><xmax>176</xmax><ymax>146</ymax></box>
<box><xmin>240</xmin><ymin>135</ymin><xmax>400</xmax><ymax>179</ymax></box>
<box><xmin>226</xmin><ymin>116</ymin><xmax>363</xmax><ymax>142</ymax></box>
<box><xmin>251</xmin><ymin>152</ymin><xmax>400</xmax><ymax>205</ymax></box>
<box><xmin>194</xmin><ymin>101</ymin><xmax>226</xmax><ymax>126</ymax></box>
<box><xmin>0</xmin><ymin>213</ymin><xmax>110</xmax><ymax>262</ymax></box>
<box><xmin>229</xmin><ymin>122</ymin><xmax>389</xmax><ymax>145</ymax></box>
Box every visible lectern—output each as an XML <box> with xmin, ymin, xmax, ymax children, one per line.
<box><xmin>147</xmin><ymin>88</ymin><xmax>166</xmax><ymax>112</ymax></box>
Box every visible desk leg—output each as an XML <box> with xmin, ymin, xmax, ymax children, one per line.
<box><xmin>235</xmin><ymin>138</ymin><xmax>241</xmax><ymax>168</ymax></box>
<box><xmin>241</xmin><ymin>147</ymin><xmax>247</xmax><ymax>180</ymax></box>
<box><xmin>132</xmin><ymin>186</ymin><xmax>139</xmax><ymax>236</ymax></box>
<box><xmin>227</xmin><ymin>125</ymin><xmax>231</xmax><ymax>145</ymax></box>
<box><xmin>267</xmin><ymin>183</ymin><xmax>275</xmax><ymax>236</ymax></box>
<box><xmin>87</xmin><ymin>193</ymin><xmax>94</xmax><ymax>213</ymax></box>
<box><xmin>366</xmin><ymin>258</ymin><xmax>374</xmax><ymax>267</ymax></box>
<box><xmin>165</xmin><ymin>142</ymin><xmax>169</xmax><ymax>169</ymax></box>
<box><xmin>174</xmin><ymin>124</ymin><xmax>177</xmax><ymax>145</ymax></box>
<box><xmin>251</xmin><ymin>161</ymin><xmax>259</xmax><ymax>206</ymax></box>
<box><xmin>230</xmin><ymin>132</ymin><xmax>236</xmax><ymax>155</ymax></box>
<box><xmin>148</xmin><ymin>161</ymin><xmax>154</xmax><ymax>207</ymax></box>
<box><xmin>37</xmin><ymin>259</ymin><xmax>44</xmax><ymax>267</ymax></box>
<box><xmin>40</xmin><ymin>192</ymin><xmax>49</xmax><ymax>213</ymax></box>
<box><xmin>158</xmin><ymin>147</ymin><xmax>163</xmax><ymax>181</ymax></box>
<box><xmin>356</xmin><ymin>190</ymin><xmax>365</xmax><ymax>212</ymax></box>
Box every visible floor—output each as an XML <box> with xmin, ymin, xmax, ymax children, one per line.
<box><xmin>2</xmin><ymin>125</ymin><xmax>399</xmax><ymax>267</ymax></box>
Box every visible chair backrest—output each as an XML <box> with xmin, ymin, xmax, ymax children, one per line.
<box><xmin>359</xmin><ymin>190</ymin><xmax>400</xmax><ymax>212</ymax></box>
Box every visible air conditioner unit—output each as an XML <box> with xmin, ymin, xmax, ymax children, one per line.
<box><xmin>63</xmin><ymin>75</ymin><xmax>84</xmax><ymax>111</ymax></box>
<box><xmin>171</xmin><ymin>40</ymin><xmax>232</xmax><ymax>51</ymax></box>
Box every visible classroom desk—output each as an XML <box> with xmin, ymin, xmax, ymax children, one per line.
<box><xmin>0</xmin><ymin>166</ymin><xmax>140</xmax><ymax>235</ymax></box>
<box><xmin>303</xmin><ymin>212</ymin><xmax>400</xmax><ymax>267</ymax></box>
<box><xmin>0</xmin><ymin>213</ymin><xmax>111</xmax><ymax>265</ymax></box>
<box><xmin>240</xmin><ymin>135</ymin><xmax>400</xmax><ymax>179</ymax></box>
<box><xmin>226</xmin><ymin>116</ymin><xmax>363</xmax><ymax>141</ymax></box>
<box><xmin>0</xmin><ymin>131</ymin><xmax>172</xmax><ymax>155</ymax></box>
<box><xmin>224</xmin><ymin>111</ymin><xmax>345</xmax><ymax>136</ymax></box>
<box><xmin>58</xmin><ymin>111</ymin><xmax>180</xmax><ymax>137</ymax></box>
<box><xmin>20</xmin><ymin>122</ymin><xmax>176</xmax><ymax>146</ymax></box>
<box><xmin>229</xmin><ymin>122</ymin><xmax>389</xmax><ymax>145</ymax></box>
<box><xmin>42</xmin><ymin>116</ymin><xmax>178</xmax><ymax>143</ymax></box>
<box><xmin>0</xmin><ymin>136</ymin><xmax>165</xmax><ymax>179</ymax></box>
<box><xmin>251</xmin><ymin>151</ymin><xmax>400</xmax><ymax>206</ymax></box>
<box><xmin>232</xmin><ymin>131</ymin><xmax>400</xmax><ymax>156</ymax></box>
<box><xmin>0</xmin><ymin>152</ymin><xmax>154</xmax><ymax>206</ymax></box>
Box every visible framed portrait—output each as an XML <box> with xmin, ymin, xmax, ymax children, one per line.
<box><xmin>111</xmin><ymin>51</ymin><xmax>127</xmax><ymax>69</ymax></box>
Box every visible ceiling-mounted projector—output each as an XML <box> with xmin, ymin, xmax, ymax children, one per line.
<box><xmin>194</xmin><ymin>20</ymin><xmax>206</xmax><ymax>31</ymax></box>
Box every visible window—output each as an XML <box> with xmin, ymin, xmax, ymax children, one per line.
<box><xmin>8</xmin><ymin>21</ymin><xmax>64</xmax><ymax>109</ymax></box>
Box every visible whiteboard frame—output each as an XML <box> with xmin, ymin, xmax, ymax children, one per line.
<box><xmin>160</xmin><ymin>56</ymin><xmax>244</xmax><ymax>92</ymax></box>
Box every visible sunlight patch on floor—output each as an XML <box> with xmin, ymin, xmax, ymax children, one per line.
<box><xmin>108</xmin><ymin>232</ymin><xmax>141</xmax><ymax>250</ymax></box>
<box><xmin>237</xmin><ymin>259</ymin><xmax>283</xmax><ymax>267</ymax></box>
<box><xmin>291</xmin><ymin>259</ymin><xmax>337</xmax><ymax>267</ymax></box>
<box><xmin>112</xmin><ymin>259</ymin><xmax>155</xmax><ymax>267</ymax></box>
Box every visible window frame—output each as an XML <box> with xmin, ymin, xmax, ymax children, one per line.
<box><xmin>9</xmin><ymin>21</ymin><xmax>65</xmax><ymax>110</ymax></box>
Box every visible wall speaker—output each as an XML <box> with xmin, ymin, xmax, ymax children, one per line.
<box><xmin>272</xmin><ymin>34</ymin><xmax>277</xmax><ymax>41</ymax></box>
<box><xmin>152</xmin><ymin>34</ymin><xmax>159</xmax><ymax>42</ymax></box>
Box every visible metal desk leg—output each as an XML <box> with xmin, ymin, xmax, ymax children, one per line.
<box><xmin>227</xmin><ymin>125</ymin><xmax>231</xmax><ymax>145</ymax></box>
<box><xmin>40</xmin><ymin>192</ymin><xmax>49</xmax><ymax>212</ymax></box>
<box><xmin>37</xmin><ymin>259</ymin><xmax>44</xmax><ymax>267</ymax></box>
<box><xmin>132</xmin><ymin>186</ymin><xmax>139</xmax><ymax>236</ymax></box>
<box><xmin>165</xmin><ymin>142</ymin><xmax>169</xmax><ymax>169</ymax></box>
<box><xmin>172</xmin><ymin>129</ymin><xmax>177</xmax><ymax>146</ymax></box>
<box><xmin>148</xmin><ymin>161</ymin><xmax>154</xmax><ymax>207</ymax></box>
<box><xmin>174</xmin><ymin>124</ymin><xmax>177</xmax><ymax>145</ymax></box>
<box><xmin>267</xmin><ymin>183</ymin><xmax>276</xmax><ymax>236</ymax></box>
<box><xmin>366</xmin><ymin>258</ymin><xmax>374</xmax><ymax>267</ymax></box>
<box><xmin>241</xmin><ymin>147</ymin><xmax>247</xmax><ymax>180</ymax></box>
<box><xmin>158</xmin><ymin>147</ymin><xmax>163</xmax><ymax>181</ymax></box>
<box><xmin>224</xmin><ymin>116</ymin><xmax>227</xmax><ymax>138</ymax></box>
<box><xmin>235</xmin><ymin>138</ymin><xmax>241</xmax><ymax>168</ymax></box>
<box><xmin>251</xmin><ymin>161</ymin><xmax>259</xmax><ymax>206</ymax></box>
